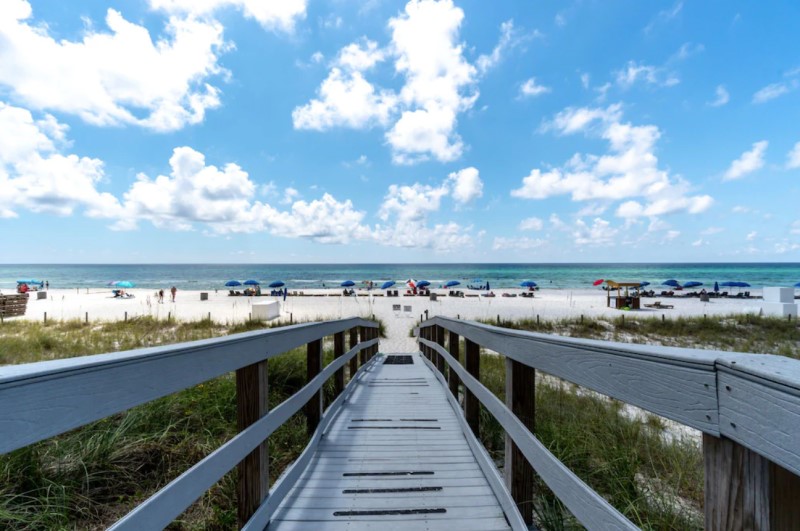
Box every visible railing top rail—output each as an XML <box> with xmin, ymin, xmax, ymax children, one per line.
<box><xmin>0</xmin><ymin>317</ymin><xmax>377</xmax><ymax>454</ymax></box>
<box><xmin>0</xmin><ymin>317</ymin><xmax>376</xmax><ymax>385</ymax></box>
<box><xmin>422</xmin><ymin>316</ymin><xmax>800</xmax><ymax>395</ymax></box>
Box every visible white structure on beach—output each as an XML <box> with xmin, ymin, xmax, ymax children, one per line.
<box><xmin>760</xmin><ymin>287</ymin><xmax>798</xmax><ymax>317</ymax></box>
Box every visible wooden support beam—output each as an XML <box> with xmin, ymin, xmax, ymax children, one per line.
<box><xmin>435</xmin><ymin>325</ymin><xmax>446</xmax><ymax>375</ymax></box>
<box><xmin>447</xmin><ymin>330</ymin><xmax>460</xmax><ymax>399</ymax></box>
<box><xmin>236</xmin><ymin>360</ymin><xmax>269</xmax><ymax>527</ymax></box>
<box><xmin>333</xmin><ymin>331</ymin><xmax>345</xmax><ymax>398</ymax></box>
<box><xmin>348</xmin><ymin>327</ymin><xmax>358</xmax><ymax>379</ymax></box>
<box><xmin>465</xmin><ymin>338</ymin><xmax>480</xmax><ymax>437</ymax></box>
<box><xmin>505</xmin><ymin>358</ymin><xmax>536</xmax><ymax>525</ymax></box>
<box><xmin>305</xmin><ymin>339</ymin><xmax>322</xmax><ymax>437</ymax></box>
<box><xmin>359</xmin><ymin>326</ymin><xmax>367</xmax><ymax>366</ymax></box>
<box><xmin>704</xmin><ymin>433</ymin><xmax>800</xmax><ymax>530</ymax></box>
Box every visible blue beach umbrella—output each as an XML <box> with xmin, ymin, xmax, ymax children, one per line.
<box><xmin>444</xmin><ymin>280</ymin><xmax>460</xmax><ymax>288</ymax></box>
<box><xmin>520</xmin><ymin>281</ymin><xmax>537</xmax><ymax>288</ymax></box>
<box><xmin>114</xmin><ymin>281</ymin><xmax>135</xmax><ymax>288</ymax></box>
<box><xmin>417</xmin><ymin>280</ymin><xmax>431</xmax><ymax>288</ymax></box>
<box><xmin>683</xmin><ymin>281</ymin><xmax>703</xmax><ymax>288</ymax></box>
<box><xmin>714</xmin><ymin>281</ymin><xmax>719</xmax><ymax>292</ymax></box>
<box><xmin>17</xmin><ymin>279</ymin><xmax>41</xmax><ymax>284</ymax></box>
<box><xmin>735</xmin><ymin>282</ymin><xmax>751</xmax><ymax>288</ymax></box>
<box><xmin>719</xmin><ymin>281</ymin><xmax>737</xmax><ymax>287</ymax></box>
<box><xmin>243</xmin><ymin>280</ymin><xmax>260</xmax><ymax>286</ymax></box>
<box><xmin>794</xmin><ymin>282</ymin><xmax>800</xmax><ymax>288</ymax></box>
<box><xmin>381</xmin><ymin>280</ymin><xmax>396</xmax><ymax>290</ymax></box>
<box><xmin>662</xmin><ymin>279</ymin><xmax>680</xmax><ymax>287</ymax></box>
<box><xmin>639</xmin><ymin>281</ymin><xmax>651</xmax><ymax>287</ymax></box>
<box><xmin>341</xmin><ymin>280</ymin><xmax>355</xmax><ymax>287</ymax></box>
<box><xmin>268</xmin><ymin>281</ymin><xmax>285</xmax><ymax>288</ymax></box>
<box><xmin>225</xmin><ymin>280</ymin><xmax>242</xmax><ymax>287</ymax></box>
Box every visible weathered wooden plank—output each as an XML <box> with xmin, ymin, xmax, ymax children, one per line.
<box><xmin>266</xmin><ymin>517</ymin><xmax>512</xmax><ymax>531</ymax></box>
<box><xmin>425</xmin><ymin>317</ymin><xmax>720</xmax><ymax>434</ymax></box>
<box><xmin>349</xmin><ymin>327</ymin><xmax>358</xmax><ymax>378</ymax></box>
<box><xmin>422</xmin><ymin>338</ymin><xmax>637</xmax><ymax>530</ymax></box>
<box><xmin>504</xmin><ymin>357</ymin><xmax>535</xmax><ymax>524</ymax></box>
<box><xmin>717</xmin><ymin>363</ymin><xmax>800</xmax><ymax>476</ymax></box>
<box><xmin>435</xmin><ymin>325</ymin><xmax>446</xmax><ymax>374</ymax></box>
<box><xmin>236</xmin><ymin>360</ymin><xmax>269</xmax><ymax>527</ymax></box>
<box><xmin>465</xmin><ymin>339</ymin><xmax>480</xmax><ymax>436</ymax></box>
<box><xmin>448</xmin><ymin>330</ymin><xmax>460</xmax><ymax>399</ymax></box>
<box><xmin>108</xmin><ymin>343</ymin><xmax>372</xmax><ymax>531</ymax></box>
<box><xmin>333</xmin><ymin>331</ymin><xmax>345</xmax><ymax>397</ymax></box>
<box><xmin>0</xmin><ymin>318</ymin><xmax>377</xmax><ymax>453</ymax></box>
<box><xmin>306</xmin><ymin>339</ymin><xmax>322</xmax><ymax>437</ymax></box>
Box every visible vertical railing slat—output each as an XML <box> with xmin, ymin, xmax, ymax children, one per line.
<box><xmin>305</xmin><ymin>339</ymin><xmax>322</xmax><ymax>437</ymax></box>
<box><xmin>505</xmin><ymin>358</ymin><xmax>535</xmax><ymax>524</ymax></box>
<box><xmin>447</xmin><ymin>330</ymin><xmax>460</xmax><ymax>400</ymax></box>
<box><xmin>333</xmin><ymin>331</ymin><xmax>345</xmax><ymax>398</ymax></box>
<box><xmin>465</xmin><ymin>338</ymin><xmax>480</xmax><ymax>437</ymax></box>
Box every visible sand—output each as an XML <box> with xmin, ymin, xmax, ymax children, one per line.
<box><xmin>11</xmin><ymin>287</ymin><xmax>764</xmax><ymax>353</ymax></box>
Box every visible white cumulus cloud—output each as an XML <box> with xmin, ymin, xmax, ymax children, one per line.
<box><xmin>723</xmin><ymin>140</ymin><xmax>767</xmax><ymax>181</ymax></box>
<box><xmin>492</xmin><ymin>237</ymin><xmax>545</xmax><ymax>251</ymax></box>
<box><xmin>519</xmin><ymin>78</ymin><xmax>551</xmax><ymax>97</ymax></box>
<box><xmin>786</xmin><ymin>141</ymin><xmax>800</xmax><ymax>169</ymax></box>
<box><xmin>293</xmin><ymin>0</ymin><xmax>480</xmax><ymax>164</ymax></box>
<box><xmin>519</xmin><ymin>217</ymin><xmax>544</xmax><ymax>231</ymax></box>
<box><xmin>447</xmin><ymin>167</ymin><xmax>483</xmax><ymax>204</ymax></box>
<box><xmin>149</xmin><ymin>0</ymin><xmax>307</xmax><ymax>33</ymax></box>
<box><xmin>0</xmin><ymin>1</ymin><xmax>228</xmax><ymax>131</ymax></box>
<box><xmin>709</xmin><ymin>85</ymin><xmax>729</xmax><ymax>107</ymax></box>
<box><xmin>513</xmin><ymin>105</ymin><xmax>712</xmax><ymax>219</ymax></box>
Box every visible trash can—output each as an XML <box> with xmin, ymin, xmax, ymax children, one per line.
<box><xmin>429</xmin><ymin>293</ymin><xmax>437</xmax><ymax>301</ymax></box>
<box><xmin>200</xmin><ymin>292</ymin><xmax>208</xmax><ymax>301</ymax></box>
<box><xmin>37</xmin><ymin>291</ymin><xmax>47</xmax><ymax>300</ymax></box>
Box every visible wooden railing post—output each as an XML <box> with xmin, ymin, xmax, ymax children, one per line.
<box><xmin>349</xmin><ymin>327</ymin><xmax>358</xmax><ymax>378</ymax></box>
<box><xmin>359</xmin><ymin>326</ymin><xmax>367</xmax><ymax>366</ymax></box>
<box><xmin>435</xmin><ymin>325</ymin><xmax>446</xmax><ymax>375</ymax></box>
<box><xmin>236</xmin><ymin>360</ymin><xmax>269</xmax><ymax>527</ymax></box>
<box><xmin>704</xmin><ymin>434</ymin><xmax>800</xmax><ymax>529</ymax></box>
<box><xmin>333</xmin><ymin>331</ymin><xmax>345</xmax><ymax>397</ymax></box>
<box><xmin>505</xmin><ymin>358</ymin><xmax>536</xmax><ymax>524</ymax></box>
<box><xmin>305</xmin><ymin>339</ymin><xmax>322</xmax><ymax>437</ymax></box>
<box><xmin>447</xmin><ymin>331</ymin><xmax>460</xmax><ymax>399</ymax></box>
<box><xmin>465</xmin><ymin>339</ymin><xmax>480</xmax><ymax>436</ymax></box>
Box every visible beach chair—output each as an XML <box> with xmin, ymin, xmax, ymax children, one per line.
<box><xmin>403</xmin><ymin>305</ymin><xmax>412</xmax><ymax>317</ymax></box>
<box><xmin>644</xmin><ymin>301</ymin><xmax>674</xmax><ymax>309</ymax></box>
<box><xmin>393</xmin><ymin>304</ymin><xmax>401</xmax><ymax>316</ymax></box>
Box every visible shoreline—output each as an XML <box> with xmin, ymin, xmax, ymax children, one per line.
<box><xmin>7</xmin><ymin>287</ymin><xmax>768</xmax><ymax>353</ymax></box>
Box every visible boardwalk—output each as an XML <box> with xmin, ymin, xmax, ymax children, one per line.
<box><xmin>268</xmin><ymin>352</ymin><xmax>514</xmax><ymax>530</ymax></box>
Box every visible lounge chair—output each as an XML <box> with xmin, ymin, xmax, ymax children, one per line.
<box><xmin>644</xmin><ymin>301</ymin><xmax>674</xmax><ymax>309</ymax></box>
<box><xmin>502</xmin><ymin>293</ymin><xmax>517</xmax><ymax>298</ymax></box>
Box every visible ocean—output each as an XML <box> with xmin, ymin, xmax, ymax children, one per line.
<box><xmin>1</xmin><ymin>263</ymin><xmax>799</xmax><ymax>291</ymax></box>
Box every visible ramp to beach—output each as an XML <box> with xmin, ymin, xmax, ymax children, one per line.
<box><xmin>267</xmin><ymin>352</ymin><xmax>514</xmax><ymax>531</ymax></box>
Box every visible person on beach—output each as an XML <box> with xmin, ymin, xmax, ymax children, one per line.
<box><xmin>158</xmin><ymin>289</ymin><xmax>164</xmax><ymax>303</ymax></box>
<box><xmin>45</xmin><ymin>280</ymin><xmax>49</xmax><ymax>290</ymax></box>
<box><xmin>170</xmin><ymin>286</ymin><xmax>177</xmax><ymax>302</ymax></box>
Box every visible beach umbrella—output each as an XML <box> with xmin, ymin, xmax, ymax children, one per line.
<box><xmin>268</xmin><ymin>281</ymin><xmax>285</xmax><ymax>288</ymax></box>
<box><xmin>341</xmin><ymin>280</ymin><xmax>355</xmax><ymax>287</ymax></box>
<box><xmin>639</xmin><ymin>281</ymin><xmax>651</xmax><ymax>287</ymax></box>
<box><xmin>486</xmin><ymin>281</ymin><xmax>491</xmax><ymax>291</ymax></box>
<box><xmin>381</xmin><ymin>280</ymin><xmax>396</xmax><ymax>290</ymax></box>
<box><xmin>417</xmin><ymin>280</ymin><xmax>431</xmax><ymax>288</ymax></box>
<box><xmin>794</xmin><ymin>282</ymin><xmax>800</xmax><ymax>288</ymax></box>
<box><xmin>520</xmin><ymin>281</ymin><xmax>537</xmax><ymax>288</ymax></box>
<box><xmin>593</xmin><ymin>279</ymin><xmax>604</xmax><ymax>286</ymax></box>
<box><xmin>662</xmin><ymin>279</ymin><xmax>680</xmax><ymax>287</ymax></box>
<box><xmin>719</xmin><ymin>281</ymin><xmax>737</xmax><ymax>287</ymax></box>
<box><xmin>444</xmin><ymin>280</ymin><xmax>460</xmax><ymax>288</ymax></box>
<box><xmin>17</xmin><ymin>279</ymin><xmax>41</xmax><ymax>284</ymax></box>
<box><xmin>114</xmin><ymin>281</ymin><xmax>135</xmax><ymax>288</ymax></box>
<box><xmin>683</xmin><ymin>281</ymin><xmax>703</xmax><ymax>288</ymax></box>
<box><xmin>243</xmin><ymin>280</ymin><xmax>260</xmax><ymax>286</ymax></box>
<box><xmin>737</xmin><ymin>282</ymin><xmax>751</xmax><ymax>288</ymax></box>
<box><xmin>714</xmin><ymin>281</ymin><xmax>719</xmax><ymax>292</ymax></box>
<box><xmin>225</xmin><ymin>280</ymin><xmax>242</xmax><ymax>287</ymax></box>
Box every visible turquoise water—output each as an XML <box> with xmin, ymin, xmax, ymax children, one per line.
<box><xmin>1</xmin><ymin>263</ymin><xmax>798</xmax><ymax>291</ymax></box>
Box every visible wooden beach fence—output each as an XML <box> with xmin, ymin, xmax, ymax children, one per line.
<box><xmin>0</xmin><ymin>293</ymin><xmax>29</xmax><ymax>320</ymax></box>
<box><xmin>0</xmin><ymin>317</ymin><xmax>380</xmax><ymax>529</ymax></box>
<box><xmin>416</xmin><ymin>316</ymin><xmax>800</xmax><ymax>529</ymax></box>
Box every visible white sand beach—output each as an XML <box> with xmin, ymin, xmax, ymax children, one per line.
<box><xmin>11</xmin><ymin>287</ymin><xmax>765</xmax><ymax>353</ymax></box>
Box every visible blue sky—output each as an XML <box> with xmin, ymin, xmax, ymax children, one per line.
<box><xmin>1</xmin><ymin>0</ymin><xmax>799</xmax><ymax>263</ymax></box>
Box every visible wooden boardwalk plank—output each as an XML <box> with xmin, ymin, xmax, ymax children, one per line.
<box><xmin>267</xmin><ymin>353</ymin><xmax>514</xmax><ymax>531</ymax></box>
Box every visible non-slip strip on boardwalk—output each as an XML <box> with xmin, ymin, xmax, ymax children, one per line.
<box><xmin>267</xmin><ymin>352</ymin><xmax>513</xmax><ymax>531</ymax></box>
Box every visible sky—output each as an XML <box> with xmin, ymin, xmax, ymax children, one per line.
<box><xmin>1</xmin><ymin>0</ymin><xmax>799</xmax><ymax>264</ymax></box>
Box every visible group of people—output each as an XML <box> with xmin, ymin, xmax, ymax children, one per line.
<box><xmin>155</xmin><ymin>286</ymin><xmax>177</xmax><ymax>303</ymax></box>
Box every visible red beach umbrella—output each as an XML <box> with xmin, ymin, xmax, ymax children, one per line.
<box><xmin>593</xmin><ymin>279</ymin><xmax>604</xmax><ymax>286</ymax></box>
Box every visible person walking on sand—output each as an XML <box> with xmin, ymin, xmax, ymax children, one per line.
<box><xmin>170</xmin><ymin>286</ymin><xmax>177</xmax><ymax>302</ymax></box>
<box><xmin>158</xmin><ymin>289</ymin><xmax>164</xmax><ymax>303</ymax></box>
